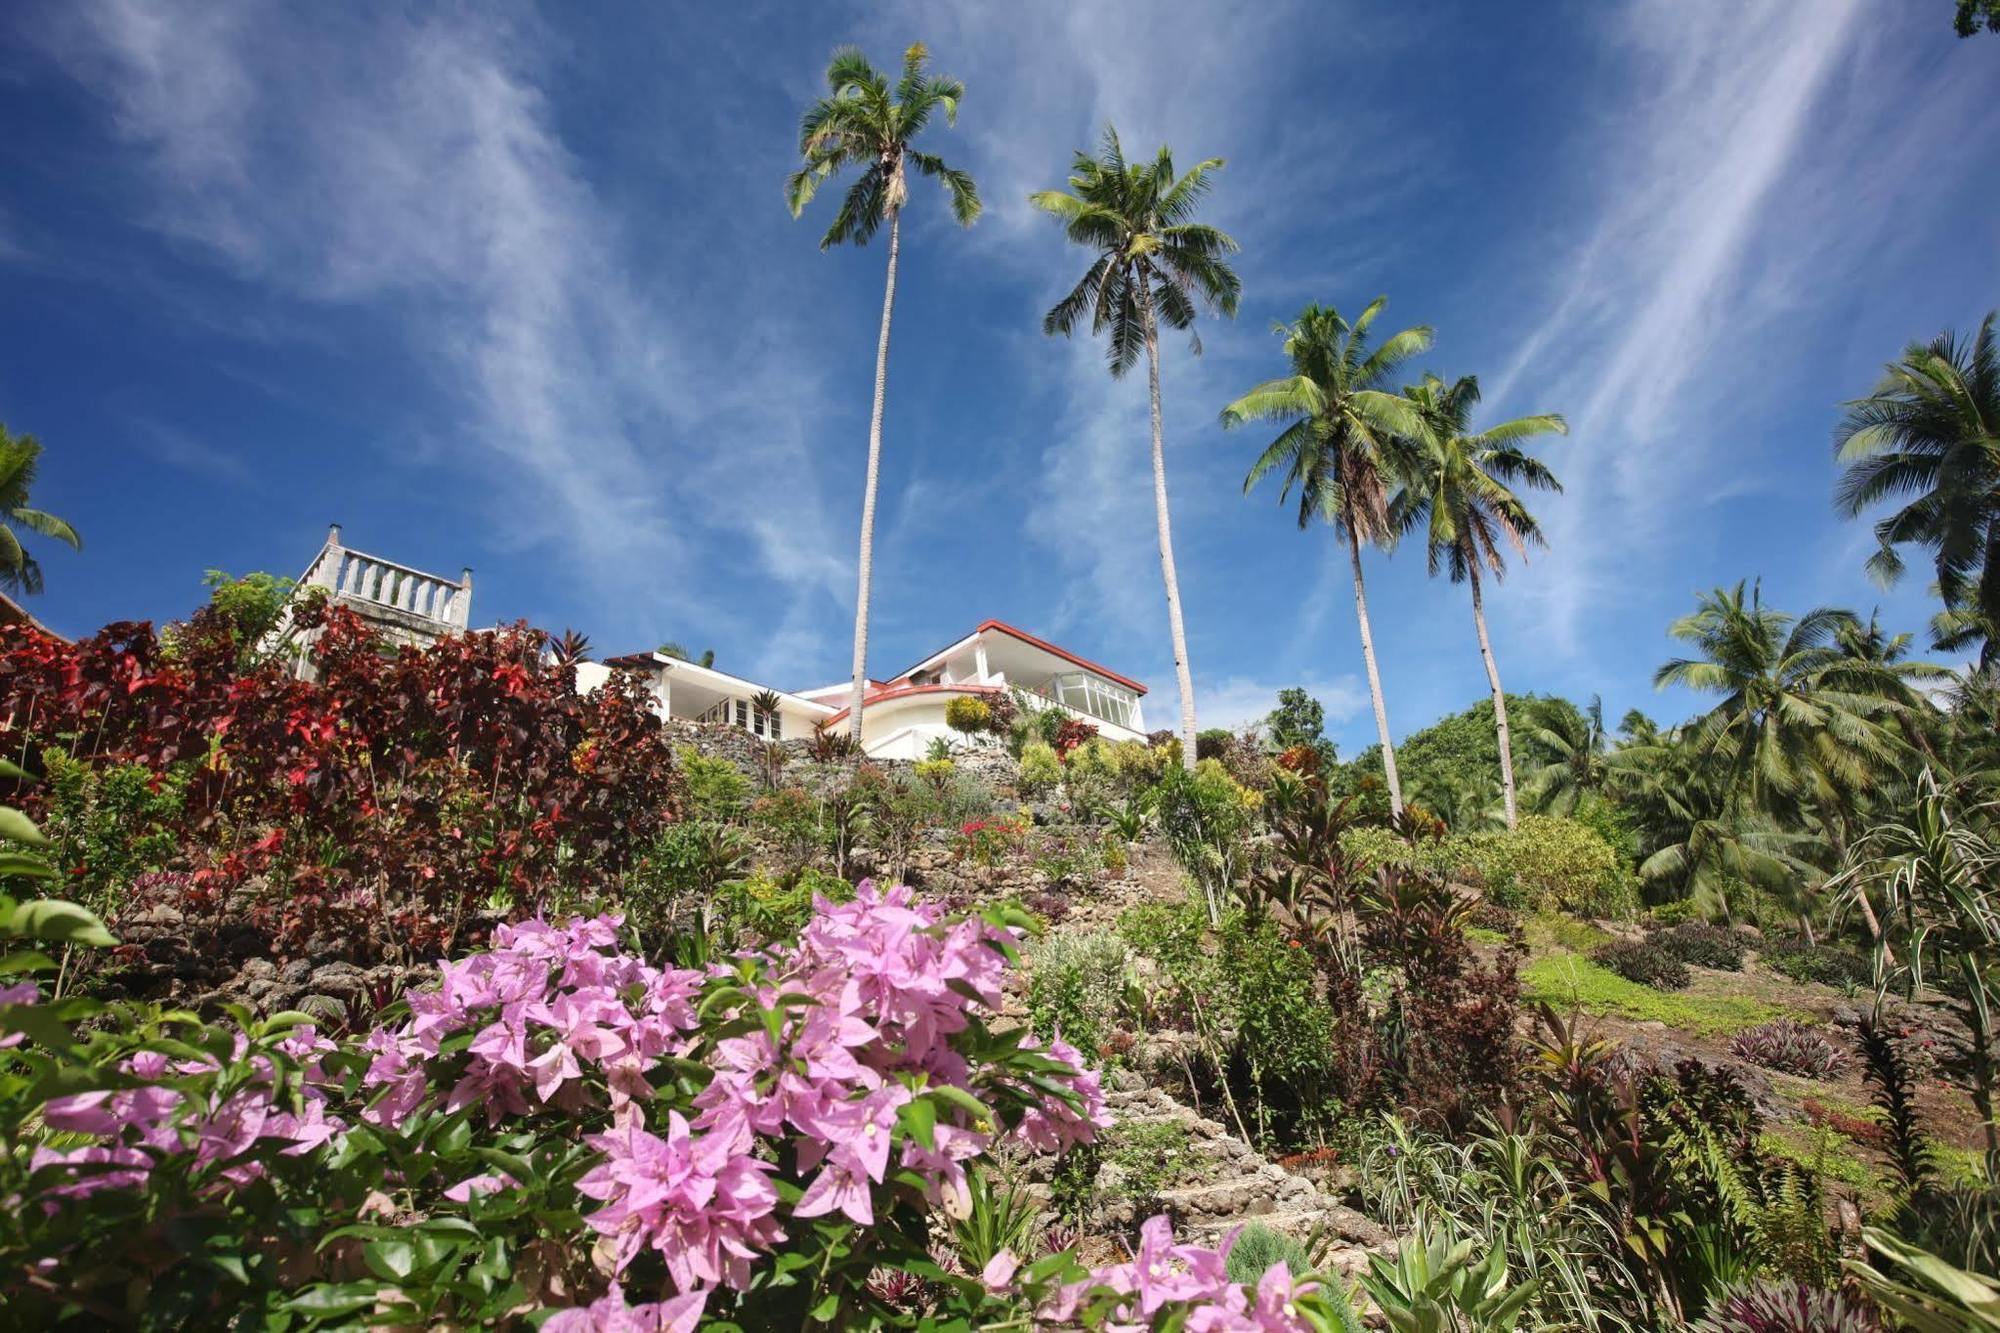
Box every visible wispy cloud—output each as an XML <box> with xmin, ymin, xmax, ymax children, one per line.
<box><xmin>35</xmin><ymin>0</ymin><xmax>850</xmax><ymax>674</ymax></box>
<box><xmin>1196</xmin><ymin>672</ymin><xmax>1365</xmax><ymax>736</ymax></box>
<box><xmin>1479</xmin><ymin>1</ymin><xmax>1989</xmax><ymax>663</ymax></box>
<box><xmin>131</xmin><ymin>421</ymin><xmax>252</xmax><ymax>485</ymax></box>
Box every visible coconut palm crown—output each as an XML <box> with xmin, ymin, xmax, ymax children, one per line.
<box><xmin>785</xmin><ymin>43</ymin><xmax>979</xmax><ymax>244</ymax></box>
<box><xmin>1391</xmin><ymin>371</ymin><xmax>1566</xmax><ymax>826</ymax></box>
<box><xmin>1031</xmin><ymin>127</ymin><xmax>1241</xmax><ymax>375</ymax></box>
<box><xmin>0</xmin><ymin>425</ymin><xmax>81</xmax><ymax>597</ymax></box>
<box><xmin>1834</xmin><ymin>312</ymin><xmax>2000</xmax><ymax>667</ymax></box>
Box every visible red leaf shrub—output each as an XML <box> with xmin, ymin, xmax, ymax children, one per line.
<box><xmin>1050</xmin><ymin>716</ymin><xmax>1097</xmax><ymax>757</ymax></box>
<box><xmin>0</xmin><ymin>602</ymin><xmax>682</xmax><ymax>962</ymax></box>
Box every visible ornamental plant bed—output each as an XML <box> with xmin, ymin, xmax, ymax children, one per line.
<box><xmin>0</xmin><ymin>602</ymin><xmax>683</xmax><ymax>963</ymax></box>
<box><xmin>0</xmin><ymin>883</ymin><xmax>1359</xmax><ymax>1329</ymax></box>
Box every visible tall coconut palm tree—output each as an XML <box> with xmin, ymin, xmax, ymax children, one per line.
<box><xmin>1032</xmin><ymin>127</ymin><xmax>1240</xmax><ymax>771</ymax></box>
<box><xmin>1835</xmin><ymin>312</ymin><xmax>2000</xmax><ymax>668</ymax></box>
<box><xmin>1221</xmin><ymin>300</ymin><xmax>1430</xmax><ymax>812</ymax></box>
<box><xmin>1524</xmin><ymin>694</ymin><xmax>1608</xmax><ymax>817</ymax></box>
<box><xmin>787</xmin><ymin>43</ymin><xmax>980</xmax><ymax>741</ymax></box>
<box><xmin>1654</xmin><ymin>582</ymin><xmax>1922</xmax><ymax>932</ymax></box>
<box><xmin>1391</xmin><ymin>372</ymin><xmax>1566</xmax><ymax>827</ymax></box>
<box><xmin>0</xmin><ymin>426</ymin><xmax>81</xmax><ymax>596</ymax></box>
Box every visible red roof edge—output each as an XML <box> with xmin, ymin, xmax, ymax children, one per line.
<box><xmin>972</xmin><ymin>619</ymin><xmax>1148</xmax><ymax>695</ymax></box>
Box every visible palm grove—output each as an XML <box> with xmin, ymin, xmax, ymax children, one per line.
<box><xmin>788</xmin><ymin>42</ymin><xmax>2000</xmax><ymax>937</ymax></box>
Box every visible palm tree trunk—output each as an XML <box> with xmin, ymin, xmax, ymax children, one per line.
<box><xmin>1467</xmin><ymin>563</ymin><xmax>1518</xmax><ymax>828</ymax></box>
<box><xmin>846</xmin><ymin>210</ymin><xmax>900</xmax><ymax>742</ymax></box>
<box><xmin>1346</xmin><ymin>522</ymin><xmax>1402</xmax><ymax>813</ymax></box>
<box><xmin>1829</xmin><ymin>808</ymin><xmax>1893</xmax><ymax>965</ymax></box>
<box><xmin>1139</xmin><ymin>277</ymin><xmax>1199</xmax><ymax>773</ymax></box>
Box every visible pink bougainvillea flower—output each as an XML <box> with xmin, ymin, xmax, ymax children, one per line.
<box><xmin>0</xmin><ymin>979</ymin><xmax>37</xmax><ymax>1048</ymax></box>
<box><xmin>442</xmin><ymin>1171</ymin><xmax>518</xmax><ymax>1202</ymax></box>
<box><xmin>541</xmin><ymin>1283</ymin><xmax>707</xmax><ymax>1333</ymax></box>
<box><xmin>792</xmin><ymin>1158</ymin><xmax>874</xmax><ymax>1227</ymax></box>
<box><xmin>575</xmin><ymin>1109</ymin><xmax>782</xmax><ymax>1293</ymax></box>
<box><xmin>981</xmin><ymin>1250</ymin><xmax>1020</xmax><ymax>1294</ymax></box>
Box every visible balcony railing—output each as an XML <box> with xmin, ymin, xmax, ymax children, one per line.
<box><xmin>300</xmin><ymin>526</ymin><xmax>471</xmax><ymax>629</ymax></box>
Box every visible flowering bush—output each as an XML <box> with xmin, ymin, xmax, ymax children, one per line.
<box><xmin>0</xmin><ymin>605</ymin><xmax>682</xmax><ymax>961</ymax></box>
<box><xmin>0</xmin><ymin>882</ymin><xmax>1365</xmax><ymax>1329</ymax></box>
<box><xmin>956</xmin><ymin>813</ymin><xmax>1030</xmax><ymax>867</ymax></box>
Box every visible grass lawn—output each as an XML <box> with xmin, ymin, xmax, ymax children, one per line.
<box><xmin>1522</xmin><ymin>953</ymin><xmax>1796</xmax><ymax>1036</ymax></box>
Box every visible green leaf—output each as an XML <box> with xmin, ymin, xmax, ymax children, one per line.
<box><xmin>9</xmin><ymin>898</ymin><xmax>115</xmax><ymax>947</ymax></box>
<box><xmin>283</xmin><ymin>1283</ymin><xmax>383</xmax><ymax>1317</ymax></box>
<box><xmin>0</xmin><ymin>806</ymin><xmax>49</xmax><ymax>847</ymax></box>
<box><xmin>899</xmin><ymin>1095</ymin><xmax>938</xmax><ymax>1151</ymax></box>
<box><xmin>364</xmin><ymin>1239</ymin><xmax>417</xmax><ymax>1281</ymax></box>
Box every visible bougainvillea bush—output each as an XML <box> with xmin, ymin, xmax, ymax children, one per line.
<box><xmin>0</xmin><ymin>600</ymin><xmax>682</xmax><ymax>961</ymax></box>
<box><xmin>0</xmin><ymin>883</ymin><xmax>1357</xmax><ymax>1329</ymax></box>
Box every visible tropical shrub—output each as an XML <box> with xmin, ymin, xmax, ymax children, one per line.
<box><xmin>912</xmin><ymin>756</ymin><xmax>955</xmax><ymax>790</ymax></box>
<box><xmin>676</xmin><ymin>745</ymin><xmax>751</xmax><ymax>820</ymax></box>
<box><xmin>712</xmin><ymin>866</ymin><xmax>852</xmax><ymax>942</ymax></box>
<box><xmin>627</xmin><ymin>819</ymin><xmax>751</xmax><ymax>937</ymax></box>
<box><xmin>1028</xmin><ymin>931</ymin><xmax>1133</xmax><ymax>1061</ymax></box>
<box><xmin>945</xmin><ymin>695</ymin><xmax>993</xmax><ymax>735</ymax></box>
<box><xmin>1649</xmin><ymin>897</ymin><xmax>1701</xmax><ymax>927</ymax></box>
<box><xmin>1357</xmin><ymin>872</ymin><xmax>1526</xmax><ymax>1132</ymax></box>
<box><xmin>1018</xmin><ymin>741</ymin><xmax>1063</xmax><ymax>796</ymax></box>
<box><xmin>1731</xmin><ymin>1021</ymin><xmax>1850</xmax><ymax>1079</ymax></box>
<box><xmin>1762</xmin><ymin>937</ymin><xmax>1872</xmax><ymax>989</ymax></box>
<box><xmin>37</xmin><ymin>749</ymin><xmax>186</xmax><ymax>918</ymax></box>
<box><xmin>746</xmin><ymin>786</ymin><xmax>823</xmax><ymax>876</ymax></box>
<box><xmin>1466</xmin><ymin>814</ymin><xmax>1632</xmax><ymax>917</ymax></box>
<box><xmin>1339</xmin><ymin>824</ymin><xmax>1461</xmax><ymax>881</ymax></box>
<box><xmin>1690</xmin><ymin>1279</ymin><xmax>1877</xmax><ymax>1332</ymax></box>
<box><xmin>184</xmin><ymin>568</ymin><xmax>297</xmax><ymax>664</ymax></box>
<box><xmin>957</xmin><ymin>814</ymin><xmax>1029</xmax><ymax>867</ymax></box>
<box><xmin>1224</xmin><ymin>1223</ymin><xmax>1314</xmax><ymax>1285</ymax></box>
<box><xmin>0</xmin><ymin>607</ymin><xmax>682</xmax><ymax>962</ymax></box>
<box><xmin>1155</xmin><ymin>759</ymin><xmax>1260</xmax><ymax>924</ymax></box>
<box><xmin>1118</xmin><ymin>896</ymin><xmax>1344</xmax><ymax>1147</ymax></box>
<box><xmin>1051</xmin><ymin>716</ymin><xmax>1098</xmax><ymax>758</ymax></box>
<box><xmin>1032</xmin><ymin>829</ymin><xmax>1101</xmax><ymax>893</ymax></box>
<box><xmin>1591</xmin><ymin>938</ymin><xmax>1692</xmax><ymax>990</ymax></box>
<box><xmin>1652</xmin><ymin>920</ymin><xmax>1748</xmax><ymax>971</ymax></box>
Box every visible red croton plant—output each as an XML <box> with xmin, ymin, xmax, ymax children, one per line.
<box><xmin>0</xmin><ymin>599</ymin><xmax>682</xmax><ymax>962</ymax></box>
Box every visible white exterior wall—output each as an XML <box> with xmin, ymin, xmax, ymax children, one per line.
<box><xmin>857</xmin><ymin>693</ymin><xmax>989</xmax><ymax>760</ymax></box>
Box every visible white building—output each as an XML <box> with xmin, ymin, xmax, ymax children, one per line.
<box><xmin>799</xmin><ymin>619</ymin><xmax>1150</xmax><ymax>759</ymax></box>
<box><xmin>585</xmin><ymin>619</ymin><xmax>1149</xmax><ymax>760</ymax></box>
<box><xmin>575</xmin><ymin>652</ymin><xmax>836</xmax><ymax>745</ymax></box>
<box><xmin>268</xmin><ymin>530</ymin><xmax>1148</xmax><ymax>761</ymax></box>
<box><xmin>266</xmin><ymin>526</ymin><xmax>474</xmax><ymax>674</ymax></box>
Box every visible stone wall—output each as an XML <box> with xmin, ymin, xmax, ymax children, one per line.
<box><xmin>664</xmin><ymin>716</ymin><xmax>1021</xmax><ymax>800</ymax></box>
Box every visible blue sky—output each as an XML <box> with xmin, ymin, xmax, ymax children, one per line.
<box><xmin>2</xmin><ymin>2</ymin><xmax>1997</xmax><ymax>754</ymax></box>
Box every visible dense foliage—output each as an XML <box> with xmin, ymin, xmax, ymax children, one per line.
<box><xmin>0</xmin><ymin>601</ymin><xmax>683</xmax><ymax>961</ymax></box>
